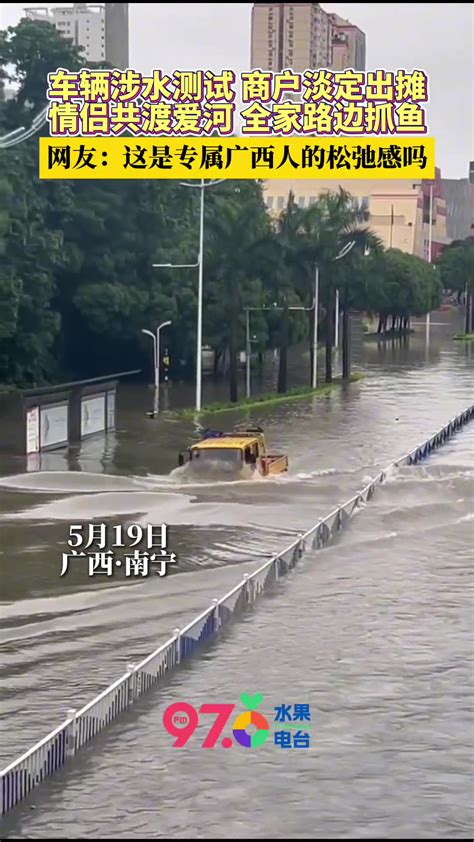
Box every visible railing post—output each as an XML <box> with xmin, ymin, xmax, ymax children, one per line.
<box><xmin>66</xmin><ymin>708</ymin><xmax>77</xmax><ymax>758</ymax></box>
<box><xmin>127</xmin><ymin>663</ymin><xmax>135</xmax><ymax>705</ymax></box>
<box><xmin>312</xmin><ymin>519</ymin><xmax>322</xmax><ymax>548</ymax></box>
<box><xmin>174</xmin><ymin>628</ymin><xmax>181</xmax><ymax>665</ymax></box>
<box><xmin>212</xmin><ymin>598</ymin><xmax>221</xmax><ymax>632</ymax></box>
<box><xmin>3</xmin><ymin>406</ymin><xmax>473</xmax><ymax>820</ymax></box>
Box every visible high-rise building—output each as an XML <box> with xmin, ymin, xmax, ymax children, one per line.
<box><xmin>251</xmin><ymin>3</ymin><xmax>331</xmax><ymax>72</ymax></box>
<box><xmin>250</xmin><ymin>3</ymin><xmax>365</xmax><ymax>72</ymax></box>
<box><xmin>105</xmin><ymin>3</ymin><xmax>129</xmax><ymax>69</ymax></box>
<box><xmin>25</xmin><ymin>3</ymin><xmax>129</xmax><ymax>68</ymax></box>
<box><xmin>441</xmin><ymin>171</ymin><xmax>474</xmax><ymax>242</ymax></box>
<box><xmin>263</xmin><ymin>174</ymin><xmax>453</xmax><ymax>260</ymax></box>
<box><xmin>329</xmin><ymin>13</ymin><xmax>366</xmax><ymax>71</ymax></box>
<box><xmin>470</xmin><ymin>163</ymin><xmax>474</xmax><ymax>233</ymax></box>
<box><xmin>25</xmin><ymin>4</ymin><xmax>106</xmax><ymax>63</ymax></box>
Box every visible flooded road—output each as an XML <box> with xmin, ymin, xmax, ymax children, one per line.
<box><xmin>1</xmin><ymin>309</ymin><xmax>473</xmax><ymax>838</ymax></box>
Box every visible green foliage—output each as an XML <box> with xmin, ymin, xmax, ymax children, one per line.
<box><xmin>0</xmin><ymin>18</ymin><xmax>84</xmax><ymax>129</ymax></box>
<box><xmin>0</xmin><ymin>140</ymin><xmax>64</xmax><ymax>384</ymax></box>
<box><xmin>0</xmin><ymin>19</ymin><xmax>450</xmax><ymax>389</ymax></box>
<box><xmin>453</xmin><ymin>333</ymin><xmax>474</xmax><ymax>341</ymax></box>
<box><xmin>168</xmin><ymin>374</ymin><xmax>364</xmax><ymax>418</ymax></box>
<box><xmin>437</xmin><ymin>237</ymin><xmax>474</xmax><ymax>294</ymax></box>
<box><xmin>360</xmin><ymin>249</ymin><xmax>441</xmax><ymax>318</ymax></box>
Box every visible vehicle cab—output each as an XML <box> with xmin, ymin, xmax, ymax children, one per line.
<box><xmin>177</xmin><ymin>426</ymin><xmax>288</xmax><ymax>477</ymax></box>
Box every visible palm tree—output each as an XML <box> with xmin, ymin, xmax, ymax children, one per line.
<box><xmin>335</xmin><ymin>230</ymin><xmax>382</xmax><ymax>379</ymax></box>
<box><xmin>272</xmin><ymin>193</ymin><xmax>307</xmax><ymax>393</ymax></box>
<box><xmin>204</xmin><ymin>182</ymin><xmax>274</xmax><ymax>403</ymax></box>
<box><xmin>300</xmin><ymin>190</ymin><xmax>380</xmax><ymax>383</ymax></box>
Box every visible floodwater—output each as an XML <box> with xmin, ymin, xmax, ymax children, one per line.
<box><xmin>0</xmin><ymin>309</ymin><xmax>473</xmax><ymax>838</ymax></box>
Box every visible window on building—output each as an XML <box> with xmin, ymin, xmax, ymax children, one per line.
<box><xmin>266</xmin><ymin>196</ymin><xmax>274</xmax><ymax>210</ymax></box>
<box><xmin>309</xmin><ymin>196</ymin><xmax>317</xmax><ymax>206</ymax></box>
<box><xmin>277</xmin><ymin>196</ymin><xmax>285</xmax><ymax>210</ymax></box>
<box><xmin>298</xmin><ymin>197</ymin><xmax>305</xmax><ymax>208</ymax></box>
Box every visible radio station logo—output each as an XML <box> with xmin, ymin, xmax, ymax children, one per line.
<box><xmin>162</xmin><ymin>692</ymin><xmax>312</xmax><ymax>750</ymax></box>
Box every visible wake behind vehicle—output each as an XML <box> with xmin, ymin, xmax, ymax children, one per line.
<box><xmin>177</xmin><ymin>426</ymin><xmax>288</xmax><ymax>478</ymax></box>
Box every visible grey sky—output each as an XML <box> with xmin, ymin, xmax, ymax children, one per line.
<box><xmin>2</xmin><ymin>2</ymin><xmax>473</xmax><ymax>178</ymax></box>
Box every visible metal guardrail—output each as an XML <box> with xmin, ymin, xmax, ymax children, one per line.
<box><xmin>2</xmin><ymin>404</ymin><xmax>473</xmax><ymax>816</ymax></box>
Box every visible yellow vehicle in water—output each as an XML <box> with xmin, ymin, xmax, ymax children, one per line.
<box><xmin>178</xmin><ymin>426</ymin><xmax>289</xmax><ymax>477</ymax></box>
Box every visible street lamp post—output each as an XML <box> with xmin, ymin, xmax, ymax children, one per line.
<box><xmin>465</xmin><ymin>282</ymin><xmax>471</xmax><ymax>335</ymax></box>
<box><xmin>154</xmin><ymin>178</ymin><xmax>226</xmax><ymax>413</ymax></box>
<box><xmin>426</xmin><ymin>182</ymin><xmax>434</xmax><ymax>339</ymax></box>
<box><xmin>156</xmin><ymin>320</ymin><xmax>172</xmax><ymax>413</ymax></box>
<box><xmin>0</xmin><ymin>106</ymin><xmax>48</xmax><ymax>149</ymax></box>
<box><xmin>142</xmin><ymin>329</ymin><xmax>158</xmax><ymax>389</ymax></box>
<box><xmin>196</xmin><ymin>181</ymin><xmax>205</xmax><ymax>412</ymax></box>
<box><xmin>312</xmin><ymin>265</ymin><xmax>319</xmax><ymax>389</ymax></box>
<box><xmin>334</xmin><ymin>289</ymin><xmax>340</xmax><ymax>347</ymax></box>
<box><xmin>153</xmin><ymin>263</ymin><xmax>199</xmax><ymax>269</ymax></box>
<box><xmin>245</xmin><ymin>301</ymin><xmax>314</xmax><ymax>399</ymax></box>
<box><xmin>245</xmin><ymin>305</ymin><xmax>280</xmax><ymax>400</ymax></box>
<box><xmin>152</xmin><ymin>265</ymin><xmax>197</xmax><ymax>411</ymax></box>
<box><xmin>244</xmin><ymin>306</ymin><xmax>272</xmax><ymax>400</ymax></box>
<box><xmin>312</xmin><ymin>241</ymin><xmax>355</xmax><ymax>390</ymax></box>
<box><xmin>178</xmin><ymin>178</ymin><xmax>225</xmax><ymax>412</ymax></box>
<box><xmin>141</xmin><ymin>321</ymin><xmax>172</xmax><ymax>416</ymax></box>
<box><xmin>245</xmin><ymin>307</ymin><xmax>251</xmax><ymax>399</ymax></box>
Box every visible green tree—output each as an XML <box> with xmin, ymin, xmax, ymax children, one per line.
<box><xmin>300</xmin><ymin>190</ymin><xmax>378</xmax><ymax>383</ymax></box>
<box><xmin>0</xmin><ymin>20</ymin><xmax>84</xmax><ymax>384</ymax></box>
<box><xmin>0</xmin><ymin>138</ymin><xmax>66</xmax><ymax>385</ymax></box>
<box><xmin>0</xmin><ymin>18</ymin><xmax>84</xmax><ymax>129</ymax></box>
<box><xmin>332</xmin><ymin>230</ymin><xmax>383</xmax><ymax>379</ymax></box>
<box><xmin>271</xmin><ymin>193</ymin><xmax>308</xmax><ymax>393</ymax></box>
<box><xmin>360</xmin><ymin>248</ymin><xmax>442</xmax><ymax>335</ymax></box>
<box><xmin>4</xmin><ymin>16</ymin><xmax>449</xmax><ymax>402</ymax></box>
<box><xmin>204</xmin><ymin>181</ymin><xmax>273</xmax><ymax>402</ymax></box>
<box><xmin>438</xmin><ymin>237</ymin><xmax>474</xmax><ymax>333</ymax></box>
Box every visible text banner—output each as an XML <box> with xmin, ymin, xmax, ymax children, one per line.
<box><xmin>39</xmin><ymin>136</ymin><xmax>435</xmax><ymax>180</ymax></box>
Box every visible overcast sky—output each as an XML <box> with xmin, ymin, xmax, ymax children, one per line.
<box><xmin>1</xmin><ymin>3</ymin><xmax>472</xmax><ymax>178</ymax></box>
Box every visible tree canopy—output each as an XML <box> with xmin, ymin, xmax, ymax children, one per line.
<box><xmin>437</xmin><ymin>237</ymin><xmax>474</xmax><ymax>295</ymax></box>
<box><xmin>0</xmin><ymin>18</ymin><xmax>444</xmax><ymax>393</ymax></box>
